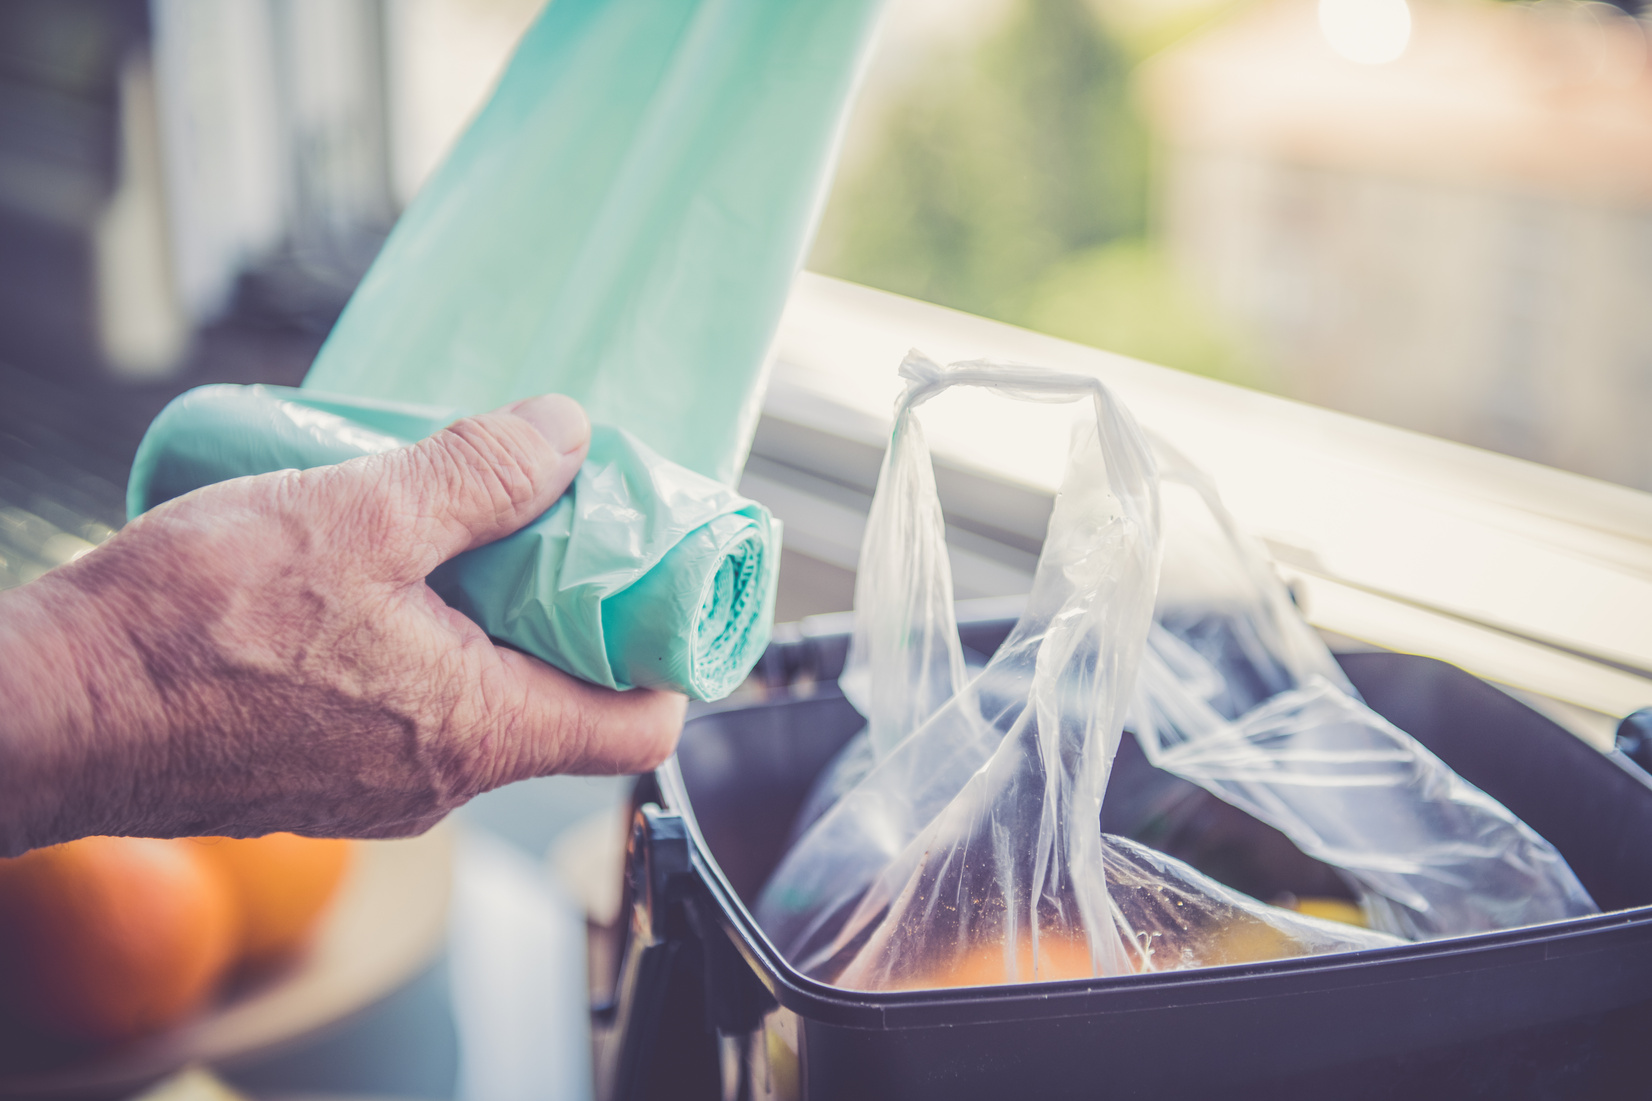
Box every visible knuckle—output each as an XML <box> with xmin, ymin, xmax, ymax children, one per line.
<box><xmin>463</xmin><ymin>687</ymin><xmax>530</xmax><ymax>791</ymax></box>
<box><xmin>564</xmin><ymin>689</ymin><xmax>684</xmax><ymax>776</ymax></box>
<box><xmin>283</xmin><ymin>456</ymin><xmax>409</xmax><ymax>566</ymax></box>
<box><xmin>437</xmin><ymin>415</ymin><xmax>548</xmax><ymax>519</ymax></box>
<box><xmin>562</xmin><ymin>696</ymin><xmax>605</xmax><ymax>771</ymax></box>
<box><xmin>427</xmin><ymin>652</ymin><xmax>526</xmax><ymax>795</ymax></box>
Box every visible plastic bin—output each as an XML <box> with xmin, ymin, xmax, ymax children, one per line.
<box><xmin>589</xmin><ymin>616</ymin><xmax>1652</xmax><ymax>1100</ymax></box>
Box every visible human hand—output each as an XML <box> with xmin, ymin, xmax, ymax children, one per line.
<box><xmin>0</xmin><ymin>396</ymin><xmax>686</xmax><ymax>856</ymax></box>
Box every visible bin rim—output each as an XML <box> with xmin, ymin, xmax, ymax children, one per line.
<box><xmin>654</xmin><ymin>735</ymin><xmax>1652</xmax><ymax>1033</ymax></box>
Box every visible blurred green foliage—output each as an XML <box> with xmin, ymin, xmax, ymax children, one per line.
<box><xmin>809</xmin><ymin>0</ymin><xmax>1264</xmax><ymax>387</ymax></box>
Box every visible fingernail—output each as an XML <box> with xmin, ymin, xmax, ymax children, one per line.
<box><xmin>508</xmin><ymin>394</ymin><xmax>590</xmax><ymax>456</ymax></box>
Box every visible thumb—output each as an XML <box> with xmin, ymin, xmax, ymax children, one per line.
<box><xmin>374</xmin><ymin>394</ymin><xmax>590</xmax><ymax>574</ymax></box>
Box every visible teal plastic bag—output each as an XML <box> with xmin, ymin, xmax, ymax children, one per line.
<box><xmin>129</xmin><ymin>385</ymin><xmax>780</xmax><ymax>701</ymax></box>
<box><xmin>127</xmin><ymin>0</ymin><xmax>886</xmax><ymax>699</ymax></box>
<box><xmin>304</xmin><ymin>0</ymin><xmax>886</xmax><ymax>485</ymax></box>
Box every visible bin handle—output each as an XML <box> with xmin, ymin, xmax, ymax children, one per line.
<box><xmin>1616</xmin><ymin>709</ymin><xmax>1652</xmax><ymax>778</ymax></box>
<box><xmin>592</xmin><ymin>803</ymin><xmax>696</xmax><ymax>1101</ymax></box>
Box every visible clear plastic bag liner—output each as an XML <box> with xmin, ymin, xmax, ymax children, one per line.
<box><xmin>1133</xmin><ymin>442</ymin><xmax>1597</xmax><ymax>938</ymax></box>
<box><xmin>755</xmin><ymin>353</ymin><xmax>1396</xmax><ymax>991</ymax></box>
<box><xmin>126</xmin><ymin>384</ymin><xmax>779</xmax><ymax>702</ymax></box>
<box><xmin>300</xmin><ymin>0</ymin><xmax>885</xmax><ymax>487</ymax></box>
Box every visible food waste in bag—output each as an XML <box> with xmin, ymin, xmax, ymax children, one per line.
<box><xmin>127</xmin><ymin>385</ymin><xmax>778</xmax><ymax>702</ymax></box>
<box><xmin>755</xmin><ymin>353</ymin><xmax>1402</xmax><ymax>992</ymax></box>
<box><xmin>759</xmin><ymin>353</ymin><xmax>1596</xmax><ymax>991</ymax></box>
<box><xmin>1132</xmin><ymin>445</ymin><xmax>1597</xmax><ymax>938</ymax></box>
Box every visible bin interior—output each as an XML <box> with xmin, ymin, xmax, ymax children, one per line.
<box><xmin>677</xmin><ymin>631</ymin><xmax>1652</xmax><ymax>926</ymax></box>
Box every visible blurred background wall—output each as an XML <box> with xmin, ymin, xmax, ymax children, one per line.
<box><xmin>1</xmin><ymin>0</ymin><xmax>1649</xmax><ymax>593</ymax></box>
<box><xmin>0</xmin><ymin>0</ymin><xmax>541</xmax><ymax>590</ymax></box>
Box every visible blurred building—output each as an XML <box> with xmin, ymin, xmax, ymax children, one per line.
<box><xmin>1140</xmin><ymin>0</ymin><xmax>1652</xmax><ymax>490</ymax></box>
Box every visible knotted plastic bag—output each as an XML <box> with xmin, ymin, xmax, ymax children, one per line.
<box><xmin>1134</xmin><ymin>443</ymin><xmax>1597</xmax><ymax>937</ymax></box>
<box><xmin>755</xmin><ymin>354</ymin><xmax>1397</xmax><ymax>991</ymax></box>
<box><xmin>128</xmin><ymin>385</ymin><xmax>778</xmax><ymax>701</ymax></box>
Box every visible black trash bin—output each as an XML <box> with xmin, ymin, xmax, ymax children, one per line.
<box><xmin>589</xmin><ymin>615</ymin><xmax>1652</xmax><ymax>1101</ymax></box>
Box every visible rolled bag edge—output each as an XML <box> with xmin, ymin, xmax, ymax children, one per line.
<box><xmin>126</xmin><ymin>384</ymin><xmax>780</xmax><ymax>701</ymax></box>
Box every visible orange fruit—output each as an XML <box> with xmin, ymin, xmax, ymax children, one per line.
<box><xmin>184</xmin><ymin>834</ymin><xmax>351</xmax><ymax>964</ymax></box>
<box><xmin>883</xmin><ymin>932</ymin><xmax>1101</xmax><ymax>991</ymax></box>
<box><xmin>944</xmin><ymin>935</ymin><xmax>1097</xmax><ymax>988</ymax></box>
<box><xmin>1290</xmin><ymin>896</ymin><xmax>1369</xmax><ymax>928</ymax></box>
<box><xmin>0</xmin><ymin>837</ymin><xmax>240</xmax><ymax>1043</ymax></box>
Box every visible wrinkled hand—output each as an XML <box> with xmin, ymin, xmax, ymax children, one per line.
<box><xmin>0</xmin><ymin>396</ymin><xmax>685</xmax><ymax>856</ymax></box>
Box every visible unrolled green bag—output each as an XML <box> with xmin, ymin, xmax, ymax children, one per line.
<box><xmin>306</xmin><ymin>0</ymin><xmax>886</xmax><ymax>485</ymax></box>
<box><xmin>127</xmin><ymin>0</ymin><xmax>886</xmax><ymax>700</ymax></box>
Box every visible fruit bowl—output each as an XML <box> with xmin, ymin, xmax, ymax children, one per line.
<box><xmin>0</xmin><ymin>824</ymin><xmax>452</xmax><ymax>1100</ymax></box>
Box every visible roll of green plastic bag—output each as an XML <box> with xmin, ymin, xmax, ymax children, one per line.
<box><xmin>126</xmin><ymin>0</ymin><xmax>887</xmax><ymax>699</ymax></box>
<box><xmin>128</xmin><ymin>385</ymin><xmax>780</xmax><ymax>702</ymax></box>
